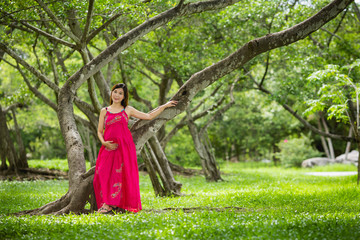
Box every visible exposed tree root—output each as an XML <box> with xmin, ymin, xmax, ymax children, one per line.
<box><xmin>13</xmin><ymin>168</ymin><xmax>96</xmax><ymax>216</ymax></box>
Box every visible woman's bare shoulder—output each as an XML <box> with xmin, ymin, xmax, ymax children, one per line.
<box><xmin>126</xmin><ymin>106</ymin><xmax>135</xmax><ymax>111</ymax></box>
<box><xmin>100</xmin><ymin>107</ymin><xmax>108</xmax><ymax>115</ymax></box>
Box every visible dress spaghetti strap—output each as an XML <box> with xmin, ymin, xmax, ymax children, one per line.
<box><xmin>106</xmin><ymin>107</ymin><xmax>125</xmax><ymax>113</ymax></box>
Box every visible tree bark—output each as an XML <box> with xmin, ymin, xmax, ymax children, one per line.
<box><xmin>320</xmin><ymin>112</ymin><xmax>335</xmax><ymax>159</ymax></box>
<box><xmin>353</xmin><ymin>2</ymin><xmax>360</xmax><ymax>22</ymax></box>
<box><xmin>184</xmin><ymin>80</ymin><xmax>236</xmax><ymax>181</ymax></box>
<box><xmin>78</xmin><ymin>124</ymin><xmax>95</xmax><ymax>167</ymax></box>
<box><xmin>91</xmin><ymin>137</ymin><xmax>98</xmax><ymax>167</ymax></box>
<box><xmin>0</xmin><ymin>141</ymin><xmax>8</xmax><ymax>171</ymax></box>
<box><xmin>257</xmin><ymin>86</ymin><xmax>354</xmax><ymax>142</ymax></box>
<box><xmin>186</xmin><ymin>108</ymin><xmax>222</xmax><ymax>182</ymax></box>
<box><xmin>318</xmin><ymin>116</ymin><xmax>331</xmax><ymax>159</ymax></box>
<box><xmin>11</xmin><ymin>108</ymin><xmax>28</xmax><ymax>168</ymax></box>
<box><xmin>0</xmin><ymin>106</ymin><xmax>8</xmax><ymax>170</ymax></box>
<box><xmin>345</xmin><ymin>127</ymin><xmax>352</xmax><ymax>160</ymax></box>
<box><xmin>345</xmin><ymin>99</ymin><xmax>360</xmax><ymax>184</ymax></box>
<box><xmin>0</xmin><ymin>105</ymin><xmax>19</xmax><ymax>174</ymax></box>
<box><xmin>160</xmin><ymin>86</ymin><xmax>225</xmax><ymax>149</ymax></box>
<box><xmin>148</xmin><ymin>136</ymin><xmax>182</xmax><ymax>195</ymax></box>
<box><xmin>140</xmin><ymin>145</ymin><xmax>166</xmax><ymax>196</ymax></box>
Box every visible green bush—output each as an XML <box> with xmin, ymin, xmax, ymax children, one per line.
<box><xmin>276</xmin><ymin>134</ymin><xmax>321</xmax><ymax>167</ymax></box>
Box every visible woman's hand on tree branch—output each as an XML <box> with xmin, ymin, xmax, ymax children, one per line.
<box><xmin>164</xmin><ymin>100</ymin><xmax>178</xmax><ymax>108</ymax></box>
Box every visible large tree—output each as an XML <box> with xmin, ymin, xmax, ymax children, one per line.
<box><xmin>0</xmin><ymin>0</ymin><xmax>354</xmax><ymax>214</ymax></box>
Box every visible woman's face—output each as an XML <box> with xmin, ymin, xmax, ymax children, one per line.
<box><xmin>111</xmin><ymin>88</ymin><xmax>124</xmax><ymax>104</ymax></box>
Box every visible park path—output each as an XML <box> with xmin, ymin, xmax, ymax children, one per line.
<box><xmin>305</xmin><ymin>171</ymin><xmax>357</xmax><ymax>176</ymax></box>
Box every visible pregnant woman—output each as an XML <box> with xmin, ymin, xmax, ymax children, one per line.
<box><xmin>93</xmin><ymin>83</ymin><xmax>177</xmax><ymax>213</ymax></box>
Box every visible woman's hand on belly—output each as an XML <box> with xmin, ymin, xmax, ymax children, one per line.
<box><xmin>103</xmin><ymin>141</ymin><xmax>118</xmax><ymax>150</ymax></box>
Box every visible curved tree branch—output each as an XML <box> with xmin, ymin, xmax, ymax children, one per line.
<box><xmin>199</xmin><ymin>78</ymin><xmax>238</xmax><ymax>137</ymax></box>
<box><xmin>161</xmin><ymin>86</ymin><xmax>227</xmax><ymax>148</ymax></box>
<box><xmin>86</xmin><ymin>12</ymin><xmax>123</xmax><ymax>44</ymax></box>
<box><xmin>18</xmin><ymin>67</ymin><xmax>57</xmax><ymax>111</ymax></box>
<box><xmin>130</xmin><ymin>0</ymin><xmax>355</xmax><ymax>152</ymax></box>
<box><xmin>18</xmin><ymin>20</ymin><xmax>76</xmax><ymax>49</ymax></box>
<box><xmin>34</xmin><ymin>0</ymin><xmax>80</xmax><ymax>43</ymax></box>
<box><xmin>64</xmin><ymin>0</ymin><xmax>243</xmax><ymax>93</ymax></box>
<box><xmin>258</xmin><ymin>86</ymin><xmax>355</xmax><ymax>142</ymax></box>
<box><xmin>353</xmin><ymin>2</ymin><xmax>360</xmax><ymax>22</ymax></box>
<box><xmin>126</xmin><ymin>62</ymin><xmax>161</xmax><ymax>87</ymax></box>
<box><xmin>81</xmin><ymin>0</ymin><xmax>95</xmax><ymax>45</ymax></box>
<box><xmin>0</xmin><ymin>10</ymin><xmax>77</xmax><ymax>49</ymax></box>
<box><xmin>0</xmin><ymin>42</ymin><xmax>59</xmax><ymax>91</ymax></box>
<box><xmin>327</xmin><ymin>8</ymin><xmax>348</xmax><ymax>46</ymax></box>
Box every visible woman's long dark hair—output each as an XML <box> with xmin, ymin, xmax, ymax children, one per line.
<box><xmin>110</xmin><ymin>83</ymin><xmax>128</xmax><ymax>107</ymax></box>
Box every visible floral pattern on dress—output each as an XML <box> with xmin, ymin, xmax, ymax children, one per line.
<box><xmin>115</xmin><ymin>163</ymin><xmax>124</xmax><ymax>173</ymax></box>
<box><xmin>107</xmin><ymin>115</ymin><xmax>122</xmax><ymax>126</ymax></box>
<box><xmin>122</xmin><ymin>112</ymin><xmax>128</xmax><ymax>122</ymax></box>
<box><xmin>111</xmin><ymin>182</ymin><xmax>122</xmax><ymax>198</ymax></box>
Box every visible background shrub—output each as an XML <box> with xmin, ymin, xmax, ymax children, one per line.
<box><xmin>276</xmin><ymin>134</ymin><xmax>321</xmax><ymax>167</ymax></box>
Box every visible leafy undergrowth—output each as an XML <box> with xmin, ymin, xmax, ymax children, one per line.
<box><xmin>1</xmin><ymin>162</ymin><xmax>360</xmax><ymax>239</ymax></box>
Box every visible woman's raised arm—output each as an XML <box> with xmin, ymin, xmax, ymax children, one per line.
<box><xmin>127</xmin><ymin>100</ymin><xmax>178</xmax><ymax>120</ymax></box>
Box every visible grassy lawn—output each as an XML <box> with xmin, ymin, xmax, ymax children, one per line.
<box><xmin>0</xmin><ymin>161</ymin><xmax>359</xmax><ymax>239</ymax></box>
<box><xmin>28</xmin><ymin>159</ymin><xmax>92</xmax><ymax>172</ymax></box>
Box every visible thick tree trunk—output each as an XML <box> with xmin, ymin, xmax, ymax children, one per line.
<box><xmin>186</xmin><ymin>108</ymin><xmax>222</xmax><ymax>182</ymax></box>
<box><xmin>0</xmin><ymin>146</ymin><xmax>8</xmax><ymax>171</ymax></box>
<box><xmin>0</xmin><ymin>106</ymin><xmax>8</xmax><ymax>170</ymax></box>
<box><xmin>203</xmin><ymin>132</ymin><xmax>222</xmax><ymax>179</ymax></box>
<box><xmin>15</xmin><ymin>87</ymin><xmax>95</xmax><ymax>215</ymax></box>
<box><xmin>52</xmin><ymin>87</ymin><xmax>89</xmax><ymax>214</ymax></box>
<box><xmin>346</xmin><ymin>99</ymin><xmax>359</xmax><ymax>184</ymax></box>
<box><xmin>91</xmin><ymin>136</ymin><xmax>98</xmax><ymax>167</ymax></box>
<box><xmin>0</xmin><ymin>105</ymin><xmax>19</xmax><ymax>174</ymax></box>
<box><xmin>15</xmin><ymin>168</ymin><xmax>95</xmax><ymax>215</ymax></box>
<box><xmin>78</xmin><ymin>124</ymin><xmax>95</xmax><ymax>166</ymax></box>
<box><xmin>148</xmin><ymin>136</ymin><xmax>182</xmax><ymax>195</ymax></box>
<box><xmin>140</xmin><ymin>145</ymin><xmax>166</xmax><ymax>196</ymax></box>
<box><xmin>144</xmin><ymin>141</ymin><xmax>182</xmax><ymax>196</ymax></box>
<box><xmin>11</xmin><ymin>108</ymin><xmax>28</xmax><ymax>168</ymax></box>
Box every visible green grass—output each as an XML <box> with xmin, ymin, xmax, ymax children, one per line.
<box><xmin>1</xmin><ymin>162</ymin><xmax>360</xmax><ymax>239</ymax></box>
<box><xmin>28</xmin><ymin>159</ymin><xmax>92</xmax><ymax>172</ymax></box>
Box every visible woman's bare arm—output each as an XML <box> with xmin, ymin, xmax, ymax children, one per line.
<box><xmin>127</xmin><ymin>100</ymin><xmax>177</xmax><ymax>120</ymax></box>
<box><xmin>97</xmin><ymin>108</ymin><xmax>118</xmax><ymax>150</ymax></box>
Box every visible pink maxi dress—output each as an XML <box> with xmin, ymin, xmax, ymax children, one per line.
<box><xmin>93</xmin><ymin>107</ymin><xmax>142</xmax><ymax>213</ymax></box>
